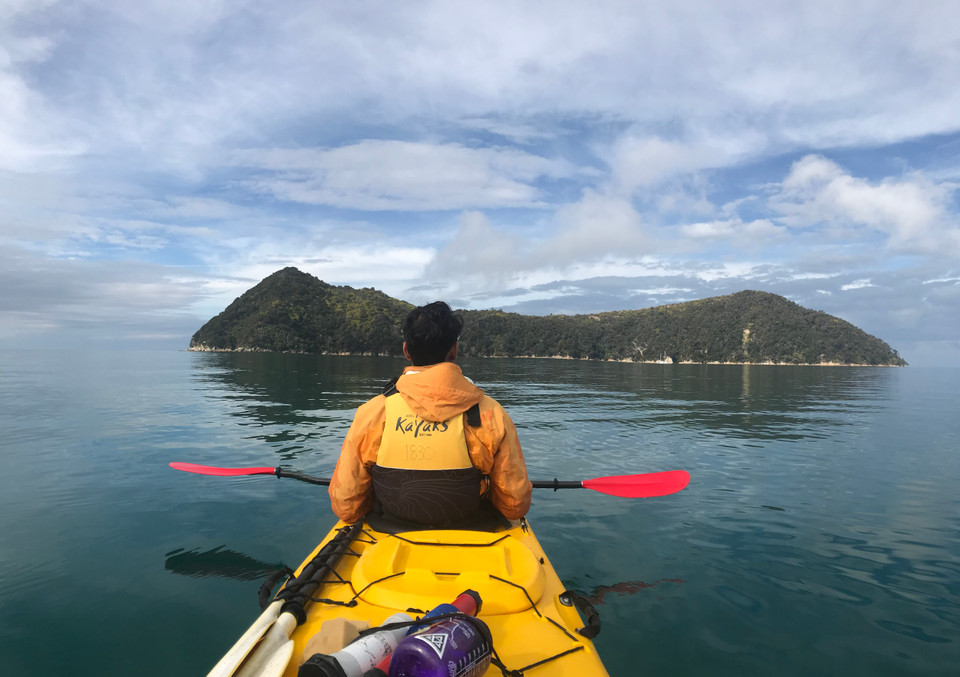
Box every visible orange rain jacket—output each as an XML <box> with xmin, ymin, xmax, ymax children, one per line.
<box><xmin>329</xmin><ymin>362</ymin><xmax>532</xmax><ymax>524</ymax></box>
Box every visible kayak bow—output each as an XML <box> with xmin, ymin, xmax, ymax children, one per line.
<box><xmin>211</xmin><ymin>517</ymin><xmax>610</xmax><ymax>677</ymax></box>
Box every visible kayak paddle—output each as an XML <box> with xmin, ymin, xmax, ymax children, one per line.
<box><xmin>208</xmin><ymin>523</ymin><xmax>362</xmax><ymax>677</ymax></box>
<box><xmin>532</xmin><ymin>470</ymin><xmax>690</xmax><ymax>498</ymax></box>
<box><xmin>170</xmin><ymin>463</ymin><xmax>690</xmax><ymax>498</ymax></box>
<box><xmin>169</xmin><ymin>462</ymin><xmax>330</xmax><ymax>485</ymax></box>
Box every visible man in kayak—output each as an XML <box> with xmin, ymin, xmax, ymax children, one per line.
<box><xmin>329</xmin><ymin>301</ymin><xmax>532</xmax><ymax>526</ymax></box>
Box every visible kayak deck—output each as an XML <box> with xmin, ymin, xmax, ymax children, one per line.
<box><xmin>257</xmin><ymin>517</ymin><xmax>609</xmax><ymax>676</ymax></box>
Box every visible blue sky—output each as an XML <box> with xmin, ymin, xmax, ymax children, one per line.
<box><xmin>1</xmin><ymin>1</ymin><xmax>958</xmax><ymax>366</ymax></box>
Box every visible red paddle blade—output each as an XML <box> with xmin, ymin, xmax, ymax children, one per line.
<box><xmin>582</xmin><ymin>470</ymin><xmax>690</xmax><ymax>498</ymax></box>
<box><xmin>169</xmin><ymin>462</ymin><xmax>277</xmax><ymax>477</ymax></box>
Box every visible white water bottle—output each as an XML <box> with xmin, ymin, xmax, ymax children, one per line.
<box><xmin>299</xmin><ymin>612</ymin><xmax>413</xmax><ymax>677</ymax></box>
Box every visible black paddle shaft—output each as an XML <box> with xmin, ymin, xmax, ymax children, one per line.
<box><xmin>276</xmin><ymin>468</ymin><xmax>580</xmax><ymax>491</ymax></box>
<box><xmin>531</xmin><ymin>479</ymin><xmax>583</xmax><ymax>491</ymax></box>
<box><xmin>275</xmin><ymin>468</ymin><xmax>331</xmax><ymax>486</ymax></box>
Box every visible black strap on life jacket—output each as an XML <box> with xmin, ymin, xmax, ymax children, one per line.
<box><xmin>381</xmin><ymin>377</ymin><xmax>399</xmax><ymax>396</ymax></box>
<box><xmin>466</xmin><ymin>401</ymin><xmax>480</xmax><ymax>426</ymax></box>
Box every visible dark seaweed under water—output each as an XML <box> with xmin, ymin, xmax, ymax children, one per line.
<box><xmin>0</xmin><ymin>350</ymin><xmax>957</xmax><ymax>676</ymax></box>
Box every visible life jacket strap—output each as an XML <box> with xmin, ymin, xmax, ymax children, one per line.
<box><xmin>382</xmin><ymin>377</ymin><xmax>399</xmax><ymax>396</ymax></box>
<box><xmin>466</xmin><ymin>402</ymin><xmax>481</xmax><ymax>427</ymax></box>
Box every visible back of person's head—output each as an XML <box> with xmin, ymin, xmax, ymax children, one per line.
<box><xmin>403</xmin><ymin>301</ymin><xmax>463</xmax><ymax>366</ymax></box>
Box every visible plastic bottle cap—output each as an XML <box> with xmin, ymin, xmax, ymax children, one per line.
<box><xmin>298</xmin><ymin>653</ymin><xmax>348</xmax><ymax>677</ymax></box>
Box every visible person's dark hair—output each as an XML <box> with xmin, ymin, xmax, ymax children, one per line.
<box><xmin>402</xmin><ymin>301</ymin><xmax>463</xmax><ymax>366</ymax></box>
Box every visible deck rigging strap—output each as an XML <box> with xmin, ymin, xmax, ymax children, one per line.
<box><xmin>389</xmin><ymin>532</ymin><xmax>511</xmax><ymax>547</ymax></box>
<box><xmin>258</xmin><ymin>522</ymin><xmax>363</xmax><ymax>617</ymax></box>
<box><xmin>257</xmin><ymin>566</ymin><xmax>295</xmax><ymax>610</ymax></box>
<box><xmin>490</xmin><ymin>644</ymin><xmax>586</xmax><ymax>677</ymax></box>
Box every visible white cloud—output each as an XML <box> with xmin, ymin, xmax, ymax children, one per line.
<box><xmin>3</xmin><ymin>1</ymin><xmax>957</xmax><ymax>178</ymax></box>
<box><xmin>422</xmin><ymin>191</ymin><xmax>650</xmax><ymax>300</ymax></box>
<box><xmin>609</xmin><ymin>132</ymin><xmax>766</xmax><ymax>192</ymax></box>
<box><xmin>790</xmin><ymin>272</ymin><xmax>839</xmax><ymax>281</ymax></box>
<box><xmin>681</xmin><ymin>218</ymin><xmax>786</xmax><ymax>244</ymax></box>
<box><xmin>194</xmin><ymin>233</ymin><xmax>437</xmax><ymax>316</ymax></box>
<box><xmin>773</xmin><ymin>155</ymin><xmax>960</xmax><ymax>255</ymax></box>
<box><xmin>456</xmin><ymin>117</ymin><xmax>558</xmax><ymax>144</ymax></box>
<box><xmin>235</xmin><ymin>141</ymin><xmax>572</xmax><ymax>211</ymax></box>
<box><xmin>0</xmin><ymin>248</ymin><xmax>204</xmax><ymax>332</ymax></box>
<box><xmin>145</xmin><ymin>196</ymin><xmax>255</xmax><ymax>222</ymax></box>
<box><xmin>628</xmin><ymin>286</ymin><xmax>694</xmax><ymax>296</ymax></box>
<box><xmin>544</xmin><ymin>190</ymin><xmax>647</xmax><ymax>261</ymax></box>
<box><xmin>422</xmin><ymin>211</ymin><xmax>527</xmax><ymax>287</ymax></box>
<box><xmin>0</xmin><ymin>20</ymin><xmax>78</xmax><ymax>170</ymax></box>
<box><xmin>692</xmin><ymin>262</ymin><xmax>765</xmax><ymax>283</ymax></box>
<box><xmin>841</xmin><ymin>279</ymin><xmax>875</xmax><ymax>291</ymax></box>
<box><xmin>610</xmin><ymin>137</ymin><xmax>717</xmax><ymax>191</ymax></box>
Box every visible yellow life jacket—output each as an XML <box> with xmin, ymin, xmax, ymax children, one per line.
<box><xmin>371</xmin><ymin>391</ymin><xmax>482</xmax><ymax>525</ymax></box>
<box><xmin>376</xmin><ymin>393</ymin><xmax>473</xmax><ymax>470</ymax></box>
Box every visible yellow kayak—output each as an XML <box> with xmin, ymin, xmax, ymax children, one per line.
<box><xmin>208</xmin><ymin>516</ymin><xmax>609</xmax><ymax>677</ymax></box>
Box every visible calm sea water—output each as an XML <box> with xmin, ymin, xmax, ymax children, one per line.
<box><xmin>0</xmin><ymin>350</ymin><xmax>958</xmax><ymax>676</ymax></box>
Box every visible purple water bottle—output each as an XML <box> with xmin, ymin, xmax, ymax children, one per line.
<box><xmin>387</xmin><ymin>615</ymin><xmax>493</xmax><ymax>677</ymax></box>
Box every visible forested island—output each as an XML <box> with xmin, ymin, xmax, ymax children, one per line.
<box><xmin>189</xmin><ymin>267</ymin><xmax>907</xmax><ymax>366</ymax></box>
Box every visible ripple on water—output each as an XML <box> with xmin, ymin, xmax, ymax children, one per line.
<box><xmin>875</xmin><ymin>619</ymin><xmax>952</xmax><ymax>644</ymax></box>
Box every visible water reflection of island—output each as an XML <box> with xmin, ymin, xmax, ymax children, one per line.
<box><xmin>165</xmin><ymin>545</ymin><xmax>285</xmax><ymax>581</ymax></box>
<box><xmin>585</xmin><ymin>578</ymin><xmax>685</xmax><ymax>605</ymax></box>
<box><xmin>188</xmin><ymin>351</ymin><xmax>404</xmax><ymax>461</ymax></box>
